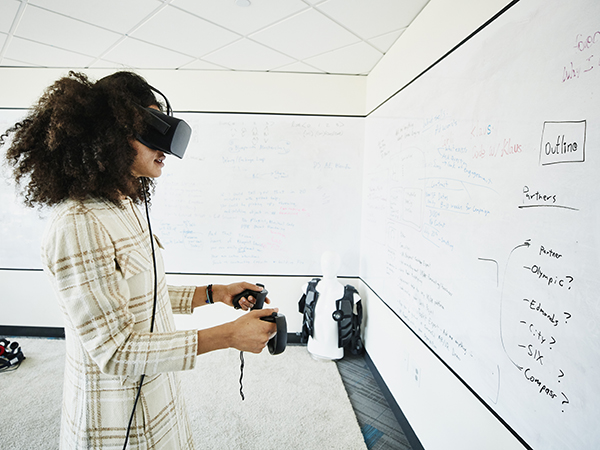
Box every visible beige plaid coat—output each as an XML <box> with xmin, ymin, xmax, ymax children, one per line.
<box><xmin>42</xmin><ymin>197</ymin><xmax>199</xmax><ymax>449</ymax></box>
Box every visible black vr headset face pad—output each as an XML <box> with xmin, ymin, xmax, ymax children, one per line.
<box><xmin>136</xmin><ymin>105</ymin><xmax>191</xmax><ymax>159</ymax></box>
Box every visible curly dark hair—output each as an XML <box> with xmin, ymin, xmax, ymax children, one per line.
<box><xmin>1</xmin><ymin>71</ymin><xmax>163</xmax><ymax>208</ymax></box>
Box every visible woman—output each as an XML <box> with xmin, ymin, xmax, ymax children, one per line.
<box><xmin>1</xmin><ymin>71</ymin><xmax>277</xmax><ymax>449</ymax></box>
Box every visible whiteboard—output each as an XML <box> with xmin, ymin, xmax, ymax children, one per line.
<box><xmin>0</xmin><ymin>109</ymin><xmax>48</xmax><ymax>270</ymax></box>
<box><xmin>151</xmin><ymin>113</ymin><xmax>363</xmax><ymax>275</ymax></box>
<box><xmin>0</xmin><ymin>111</ymin><xmax>363</xmax><ymax>275</ymax></box>
<box><xmin>360</xmin><ymin>0</ymin><xmax>600</xmax><ymax>449</ymax></box>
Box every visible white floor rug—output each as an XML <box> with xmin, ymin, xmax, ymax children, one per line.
<box><xmin>0</xmin><ymin>337</ymin><xmax>367</xmax><ymax>450</ymax></box>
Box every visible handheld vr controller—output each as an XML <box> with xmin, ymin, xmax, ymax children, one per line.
<box><xmin>232</xmin><ymin>283</ymin><xmax>268</xmax><ymax>310</ymax></box>
<box><xmin>232</xmin><ymin>283</ymin><xmax>287</xmax><ymax>355</ymax></box>
<box><xmin>260</xmin><ymin>312</ymin><xmax>287</xmax><ymax>355</ymax></box>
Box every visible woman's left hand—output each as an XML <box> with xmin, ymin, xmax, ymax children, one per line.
<box><xmin>214</xmin><ymin>282</ymin><xmax>270</xmax><ymax>311</ymax></box>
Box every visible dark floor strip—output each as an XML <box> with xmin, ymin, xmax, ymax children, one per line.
<box><xmin>336</xmin><ymin>353</ymin><xmax>417</xmax><ymax>450</ymax></box>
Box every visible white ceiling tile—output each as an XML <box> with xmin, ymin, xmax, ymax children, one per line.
<box><xmin>131</xmin><ymin>6</ymin><xmax>239</xmax><ymax>58</ymax></box>
<box><xmin>0</xmin><ymin>56</ymin><xmax>39</xmax><ymax>67</ymax></box>
<box><xmin>172</xmin><ymin>0</ymin><xmax>308</xmax><ymax>36</ymax></box>
<box><xmin>0</xmin><ymin>0</ymin><xmax>20</xmax><ymax>33</ymax></box>
<box><xmin>179</xmin><ymin>59</ymin><xmax>230</xmax><ymax>71</ymax></box>
<box><xmin>203</xmin><ymin>38</ymin><xmax>295</xmax><ymax>71</ymax></box>
<box><xmin>250</xmin><ymin>8</ymin><xmax>360</xmax><ymax>60</ymax></box>
<box><xmin>0</xmin><ymin>32</ymin><xmax>7</xmax><ymax>52</ymax></box>
<box><xmin>101</xmin><ymin>37</ymin><xmax>196</xmax><ymax>69</ymax></box>
<box><xmin>317</xmin><ymin>0</ymin><xmax>429</xmax><ymax>39</ymax></box>
<box><xmin>271</xmin><ymin>60</ymin><xmax>325</xmax><ymax>74</ymax></box>
<box><xmin>27</xmin><ymin>0</ymin><xmax>162</xmax><ymax>34</ymax></box>
<box><xmin>305</xmin><ymin>41</ymin><xmax>382</xmax><ymax>75</ymax></box>
<box><xmin>4</xmin><ymin>36</ymin><xmax>96</xmax><ymax>67</ymax></box>
<box><xmin>369</xmin><ymin>29</ymin><xmax>405</xmax><ymax>53</ymax></box>
<box><xmin>15</xmin><ymin>5</ymin><xmax>121</xmax><ymax>56</ymax></box>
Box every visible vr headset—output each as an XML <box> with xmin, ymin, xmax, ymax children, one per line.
<box><xmin>136</xmin><ymin>87</ymin><xmax>191</xmax><ymax>159</ymax></box>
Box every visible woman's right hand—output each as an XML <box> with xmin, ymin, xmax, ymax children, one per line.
<box><xmin>228</xmin><ymin>308</ymin><xmax>278</xmax><ymax>353</ymax></box>
<box><xmin>196</xmin><ymin>308</ymin><xmax>278</xmax><ymax>355</ymax></box>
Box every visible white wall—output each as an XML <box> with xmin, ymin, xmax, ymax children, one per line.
<box><xmin>1</xmin><ymin>270</ymin><xmax>62</xmax><ymax>328</ymax></box>
<box><xmin>0</xmin><ymin>67</ymin><xmax>366</xmax><ymax>115</ymax></box>
<box><xmin>366</xmin><ymin>0</ymin><xmax>513</xmax><ymax>114</ymax></box>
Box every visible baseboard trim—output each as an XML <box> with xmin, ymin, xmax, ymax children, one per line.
<box><xmin>0</xmin><ymin>325</ymin><xmax>65</xmax><ymax>338</ymax></box>
<box><xmin>288</xmin><ymin>332</ymin><xmax>302</xmax><ymax>345</ymax></box>
<box><xmin>364</xmin><ymin>351</ymin><xmax>425</xmax><ymax>450</ymax></box>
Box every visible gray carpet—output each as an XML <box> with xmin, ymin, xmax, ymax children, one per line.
<box><xmin>0</xmin><ymin>337</ymin><xmax>367</xmax><ymax>450</ymax></box>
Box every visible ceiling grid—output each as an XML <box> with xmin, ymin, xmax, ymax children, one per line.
<box><xmin>0</xmin><ymin>0</ymin><xmax>429</xmax><ymax>75</ymax></box>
